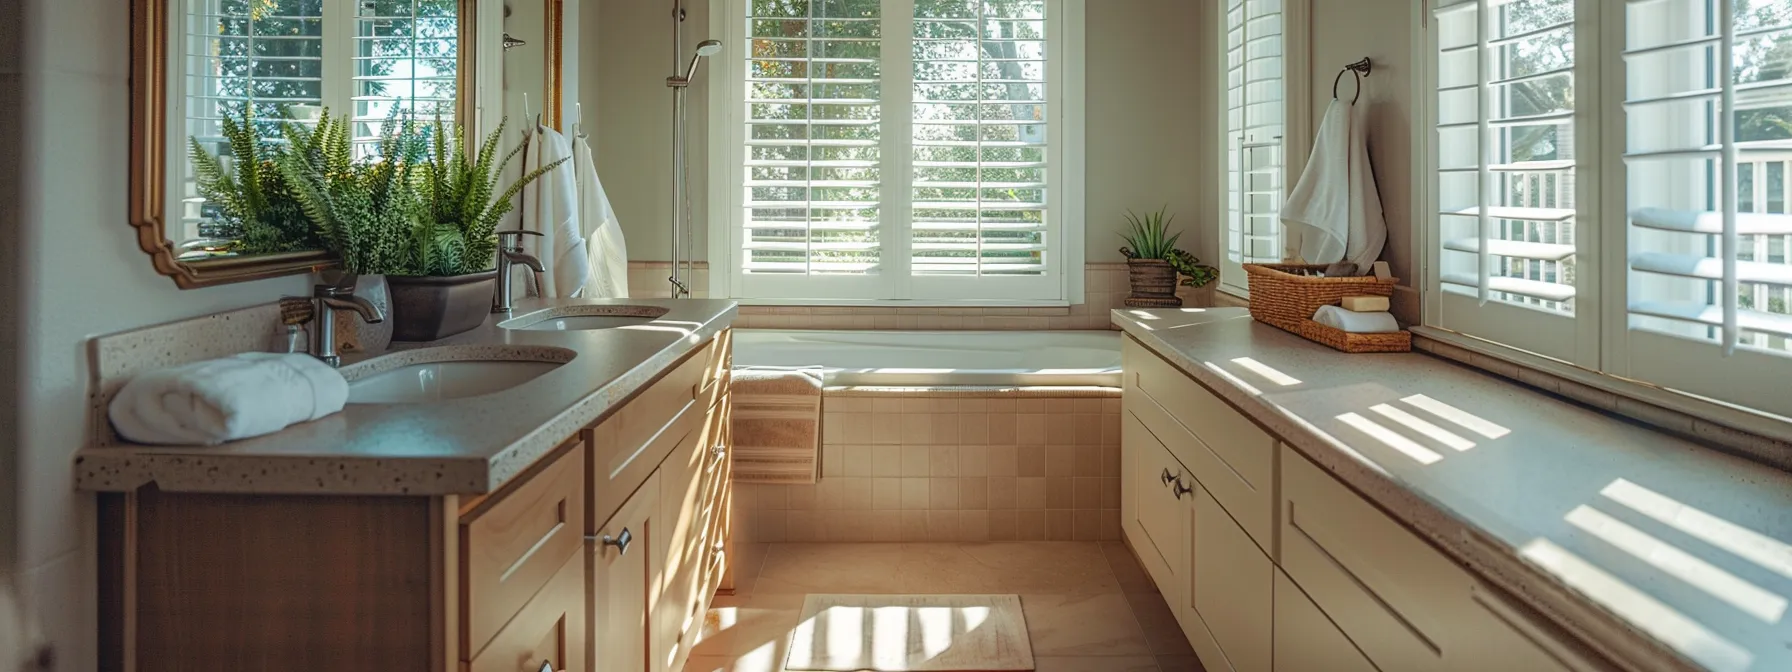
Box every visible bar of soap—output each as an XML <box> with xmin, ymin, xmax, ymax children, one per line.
<box><xmin>1341</xmin><ymin>296</ymin><xmax>1390</xmax><ymax>312</ymax></box>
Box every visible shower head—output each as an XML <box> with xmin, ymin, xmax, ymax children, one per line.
<box><xmin>695</xmin><ymin>40</ymin><xmax>724</xmax><ymax>57</ymax></box>
<box><xmin>675</xmin><ymin>39</ymin><xmax>725</xmax><ymax>84</ymax></box>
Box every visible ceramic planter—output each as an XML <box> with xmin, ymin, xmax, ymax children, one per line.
<box><xmin>1125</xmin><ymin>258</ymin><xmax>1183</xmax><ymax>308</ymax></box>
<box><xmin>386</xmin><ymin>270</ymin><xmax>499</xmax><ymax>342</ymax></box>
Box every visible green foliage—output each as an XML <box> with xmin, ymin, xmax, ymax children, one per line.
<box><xmin>409</xmin><ymin>117</ymin><xmax>569</xmax><ymax>276</ymax></box>
<box><xmin>186</xmin><ymin>108</ymin><xmax>323</xmax><ymax>254</ymax></box>
<box><xmin>276</xmin><ymin>109</ymin><xmax>423</xmax><ymax>275</ymax></box>
<box><xmin>1119</xmin><ymin>207</ymin><xmax>1183</xmax><ymax>261</ymax></box>
<box><xmin>1119</xmin><ymin>207</ymin><xmax>1215</xmax><ymax>287</ymax></box>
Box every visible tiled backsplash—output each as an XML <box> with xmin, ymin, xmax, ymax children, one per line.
<box><xmin>629</xmin><ymin>262</ymin><xmax>1136</xmax><ymax>330</ymax></box>
<box><xmin>732</xmin><ymin>393</ymin><xmax>1124</xmax><ymax>544</ymax></box>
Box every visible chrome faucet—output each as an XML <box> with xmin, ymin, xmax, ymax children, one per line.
<box><xmin>307</xmin><ymin>273</ymin><xmax>385</xmax><ymax>367</ymax></box>
<box><xmin>493</xmin><ymin>230</ymin><xmax>546</xmax><ymax>313</ymax></box>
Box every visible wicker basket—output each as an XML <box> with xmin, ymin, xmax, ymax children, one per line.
<box><xmin>1243</xmin><ymin>264</ymin><xmax>1397</xmax><ymax>329</ymax></box>
<box><xmin>1295</xmin><ymin>319</ymin><xmax>1412</xmax><ymax>353</ymax></box>
<box><xmin>1244</xmin><ymin>263</ymin><xmax>1409</xmax><ymax>353</ymax></box>
<box><xmin>1125</xmin><ymin>259</ymin><xmax>1183</xmax><ymax>308</ymax></box>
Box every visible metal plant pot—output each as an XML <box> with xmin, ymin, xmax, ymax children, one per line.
<box><xmin>386</xmin><ymin>270</ymin><xmax>499</xmax><ymax>342</ymax></box>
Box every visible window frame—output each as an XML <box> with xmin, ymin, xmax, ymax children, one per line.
<box><xmin>1216</xmin><ymin>0</ymin><xmax>1311</xmax><ymax>299</ymax></box>
<box><xmin>1416</xmin><ymin>0</ymin><xmax>1792</xmax><ymax>427</ymax></box>
<box><xmin>708</xmin><ymin>0</ymin><xmax>1086</xmax><ymax>305</ymax></box>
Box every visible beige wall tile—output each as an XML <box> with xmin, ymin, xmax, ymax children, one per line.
<box><xmin>960</xmin><ymin>477</ymin><xmax>989</xmax><ymax>509</ymax></box>
<box><xmin>1018</xmin><ymin>445</ymin><xmax>1048</xmax><ymax>477</ymax></box>
<box><xmin>1076</xmin><ymin>445</ymin><xmax>1102</xmax><ymax>475</ymax></box>
<box><xmin>1101</xmin><ymin>510</ymin><xmax>1123</xmax><ymax>541</ymax></box>
<box><xmin>788</xmin><ymin>486</ymin><xmax>817</xmax><ymax>511</ymax></box>
<box><xmin>931</xmin><ymin>412</ymin><xmax>960</xmax><ymax>443</ymax></box>
<box><xmin>1048</xmin><ymin>510</ymin><xmax>1075</xmax><ymax>541</ymax></box>
<box><xmin>1047</xmin><ymin>445</ymin><xmax>1078</xmax><ymax>477</ymax></box>
<box><xmin>929</xmin><ymin>477</ymin><xmax>960</xmax><ymax>509</ymax></box>
<box><xmin>930</xmin><ymin>445</ymin><xmax>960</xmax><ymax>477</ymax></box>
<box><xmin>928</xmin><ymin>511</ymin><xmax>961</xmax><ymax>542</ymax></box>
<box><xmin>760</xmin><ymin>485</ymin><xmax>789</xmax><ymax>510</ymax></box>
<box><xmin>817</xmin><ymin>478</ymin><xmax>844</xmax><ymax>509</ymax></box>
<box><xmin>873</xmin><ymin>446</ymin><xmax>902</xmax><ymax>477</ymax></box>
<box><xmin>988</xmin><ymin>510</ymin><xmax>1018</xmax><ymax>541</ymax></box>
<box><xmin>1047</xmin><ymin>414</ymin><xmax>1077</xmax><ymax>445</ymax></box>
<box><xmin>1018</xmin><ymin>414</ymin><xmax>1048</xmax><ymax>445</ymax></box>
<box><xmin>788</xmin><ymin>511</ymin><xmax>822</xmax><ymax>542</ymax></box>
<box><xmin>842</xmin><ymin>478</ymin><xmax>873</xmax><ymax>510</ymax></box>
<box><xmin>961</xmin><ymin>510</ymin><xmax>990</xmax><ymax>542</ymax></box>
<box><xmin>958</xmin><ymin>445</ymin><xmax>988</xmax><ymax>477</ymax></box>
<box><xmin>873</xmin><ymin>511</ymin><xmax>903</xmax><ymax>542</ymax></box>
<box><xmin>822</xmin><ymin>444</ymin><xmax>844</xmax><ymax>476</ymax></box>
<box><xmin>1074</xmin><ymin>510</ymin><xmax>1103</xmax><ymax>541</ymax></box>
<box><xmin>901</xmin><ymin>413</ymin><xmax>933</xmax><ymax>445</ymax></box>
<box><xmin>988</xmin><ymin>476</ymin><xmax>1018</xmax><ymax>510</ymax></box>
<box><xmin>901</xmin><ymin>477</ymin><xmax>930</xmax><ymax>510</ymax></box>
<box><xmin>1102</xmin><ymin>477</ymin><xmax>1122</xmax><ymax>509</ymax></box>
<box><xmin>901</xmin><ymin>445</ymin><xmax>930</xmax><ymax>477</ymax></box>
<box><xmin>1018</xmin><ymin>477</ymin><xmax>1048</xmax><ymax>510</ymax></box>
<box><xmin>872</xmin><ymin>413</ymin><xmax>903</xmax><ymax>445</ymax></box>
<box><xmin>872</xmin><ymin>478</ymin><xmax>901</xmax><ymax>510</ymax></box>
<box><xmin>757</xmin><ymin>510</ymin><xmax>787</xmax><ymax>542</ymax></box>
<box><xmin>841</xmin><ymin>412</ymin><xmax>872</xmax><ymax>443</ymax></box>
<box><xmin>1101</xmin><ymin>445</ymin><xmax>1122</xmax><ymax>478</ymax></box>
<box><xmin>1075</xmin><ymin>416</ymin><xmax>1103</xmax><ymax>446</ymax></box>
<box><xmin>988</xmin><ymin>445</ymin><xmax>1018</xmax><ymax>476</ymax></box>
<box><xmin>1018</xmin><ymin>399</ymin><xmax>1046</xmax><ymax>413</ymax></box>
<box><xmin>1075</xmin><ymin>478</ymin><xmax>1103</xmax><ymax>510</ymax></box>
<box><xmin>845</xmin><ymin>445</ymin><xmax>873</xmax><ymax>477</ymax></box>
<box><xmin>1017</xmin><ymin>510</ymin><xmax>1048</xmax><ymax>541</ymax></box>
<box><xmin>1047</xmin><ymin>477</ymin><xmax>1076</xmax><ymax>509</ymax></box>
<box><xmin>901</xmin><ymin>511</ymin><xmax>929</xmax><ymax>541</ymax></box>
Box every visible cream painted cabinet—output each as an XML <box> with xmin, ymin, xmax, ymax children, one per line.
<box><xmin>1119</xmin><ymin>334</ymin><xmax>1610</xmax><ymax>672</ymax></box>
<box><xmin>593</xmin><ymin>471</ymin><xmax>661</xmax><ymax>672</ymax></box>
<box><xmin>1186</xmin><ymin>488</ymin><xmax>1272</xmax><ymax>672</ymax></box>
<box><xmin>470</xmin><ymin>551</ymin><xmax>587</xmax><ymax>672</ymax></box>
<box><xmin>1273</xmin><ymin>568</ymin><xmax>1377</xmax><ymax>672</ymax></box>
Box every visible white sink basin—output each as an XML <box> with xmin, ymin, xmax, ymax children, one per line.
<box><xmin>501</xmin><ymin>305</ymin><xmax>671</xmax><ymax>331</ymax></box>
<box><xmin>348</xmin><ymin>360</ymin><xmax>563</xmax><ymax>404</ymax></box>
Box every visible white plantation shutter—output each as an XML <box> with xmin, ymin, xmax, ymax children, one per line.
<box><xmin>908</xmin><ymin>0</ymin><xmax>1054</xmax><ymax>298</ymax></box>
<box><xmin>1221</xmin><ymin>0</ymin><xmax>1286</xmax><ymax>295</ymax></box>
<box><xmin>726</xmin><ymin>0</ymin><xmax>1075</xmax><ymax>301</ymax></box>
<box><xmin>739</xmin><ymin>0</ymin><xmax>888</xmax><ymax>299</ymax></box>
<box><xmin>1619</xmin><ymin>0</ymin><xmax>1792</xmax><ymax>416</ymax></box>
<box><xmin>1430</xmin><ymin>0</ymin><xmax>1583</xmax><ymax>361</ymax></box>
<box><xmin>351</xmin><ymin>0</ymin><xmax>460</xmax><ymax>152</ymax></box>
<box><xmin>176</xmin><ymin>0</ymin><xmax>458</xmax><ymax>243</ymax></box>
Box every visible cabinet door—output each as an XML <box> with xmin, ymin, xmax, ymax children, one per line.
<box><xmin>1124</xmin><ymin>410</ymin><xmax>1186</xmax><ymax>595</ymax></box>
<box><xmin>593</xmin><ymin>471</ymin><xmax>661</xmax><ymax>672</ymax></box>
<box><xmin>469</xmin><ymin>552</ymin><xmax>587</xmax><ymax>672</ymax></box>
<box><xmin>656</xmin><ymin>410</ymin><xmax>711</xmax><ymax>672</ymax></box>
<box><xmin>1273</xmin><ymin>568</ymin><xmax>1376</xmax><ymax>672</ymax></box>
<box><xmin>1186</xmin><ymin>488</ymin><xmax>1272</xmax><ymax>672</ymax></box>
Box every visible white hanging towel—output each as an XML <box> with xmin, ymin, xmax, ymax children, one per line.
<box><xmin>1280</xmin><ymin>99</ymin><xmax>1387</xmax><ymax>270</ymax></box>
<box><xmin>575</xmin><ymin>133</ymin><xmax>630</xmax><ymax>298</ymax></box>
<box><xmin>519</xmin><ymin>127</ymin><xmax>589</xmax><ymax>298</ymax></box>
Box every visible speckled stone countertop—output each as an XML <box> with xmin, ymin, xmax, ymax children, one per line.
<box><xmin>1112</xmin><ymin>308</ymin><xmax>1791</xmax><ymax>672</ymax></box>
<box><xmin>76</xmin><ymin>298</ymin><xmax>737</xmax><ymax>496</ymax></box>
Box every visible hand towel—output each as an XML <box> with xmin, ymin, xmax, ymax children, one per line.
<box><xmin>519</xmin><ymin>127</ymin><xmax>589</xmax><ymax>299</ymax></box>
<box><xmin>731</xmin><ymin>368</ymin><xmax>823</xmax><ymax>484</ymax></box>
<box><xmin>1312</xmin><ymin>305</ymin><xmax>1400</xmax><ymax>334</ymax></box>
<box><xmin>108</xmin><ymin>352</ymin><xmax>348</xmax><ymax>445</ymax></box>
<box><xmin>575</xmin><ymin>133</ymin><xmax>630</xmax><ymax>298</ymax></box>
<box><xmin>1281</xmin><ymin>100</ymin><xmax>1387</xmax><ymax>269</ymax></box>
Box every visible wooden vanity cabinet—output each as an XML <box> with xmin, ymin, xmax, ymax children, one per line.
<box><xmin>98</xmin><ymin>330</ymin><xmax>734</xmax><ymax>672</ymax></box>
<box><xmin>1119</xmin><ymin>334</ymin><xmax>1606</xmax><ymax>672</ymax></box>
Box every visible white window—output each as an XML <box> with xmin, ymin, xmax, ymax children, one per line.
<box><xmin>1221</xmin><ymin>0</ymin><xmax>1290</xmax><ymax>296</ymax></box>
<box><xmin>1424</xmin><ymin>0</ymin><xmax>1792</xmax><ymax>419</ymax></box>
<box><xmin>714</xmin><ymin>0</ymin><xmax>1085</xmax><ymax>302</ymax></box>
<box><xmin>176</xmin><ymin>0</ymin><xmax>459</xmax><ymax>244</ymax></box>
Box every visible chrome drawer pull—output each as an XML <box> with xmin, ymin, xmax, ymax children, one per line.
<box><xmin>713</xmin><ymin>443</ymin><xmax>727</xmax><ymax>461</ymax></box>
<box><xmin>1172</xmin><ymin>478</ymin><xmax>1194</xmax><ymax>500</ymax></box>
<box><xmin>602</xmin><ymin>528</ymin><xmax>633</xmax><ymax>555</ymax></box>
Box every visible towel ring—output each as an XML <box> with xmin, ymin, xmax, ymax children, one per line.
<box><xmin>1333</xmin><ymin>57</ymin><xmax>1372</xmax><ymax>104</ymax></box>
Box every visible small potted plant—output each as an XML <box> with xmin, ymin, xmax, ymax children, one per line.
<box><xmin>187</xmin><ymin>109</ymin><xmax>324</xmax><ymax>255</ymax></box>
<box><xmin>1169</xmin><ymin>249</ymin><xmax>1219</xmax><ymax>308</ymax></box>
<box><xmin>280</xmin><ymin>112</ymin><xmax>564</xmax><ymax>342</ymax></box>
<box><xmin>1120</xmin><ymin>207</ymin><xmax>1214</xmax><ymax>308</ymax></box>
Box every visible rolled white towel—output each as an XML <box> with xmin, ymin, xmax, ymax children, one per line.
<box><xmin>1313</xmin><ymin>305</ymin><xmax>1401</xmax><ymax>334</ymax></box>
<box><xmin>108</xmin><ymin>352</ymin><xmax>348</xmax><ymax>446</ymax></box>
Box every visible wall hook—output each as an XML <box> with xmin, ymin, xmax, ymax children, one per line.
<box><xmin>1333</xmin><ymin>57</ymin><xmax>1372</xmax><ymax>104</ymax></box>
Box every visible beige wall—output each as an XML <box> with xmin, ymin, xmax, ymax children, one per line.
<box><xmin>1306</xmin><ymin>0</ymin><xmax>1417</xmax><ymax>296</ymax></box>
<box><xmin>582</xmin><ymin>0</ymin><xmax>1218</xmax><ymax>266</ymax></box>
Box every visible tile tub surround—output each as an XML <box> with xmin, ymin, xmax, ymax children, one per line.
<box><xmin>1113</xmin><ymin>307</ymin><xmax>1792</xmax><ymax>672</ymax></box>
<box><xmin>733</xmin><ymin>393</ymin><xmax>1124</xmax><ymax>544</ymax></box>
<box><xmin>75</xmin><ymin>298</ymin><xmax>738</xmax><ymax>496</ymax></box>
<box><xmin>631</xmin><ymin>261</ymin><xmax>1138</xmax><ymax>330</ymax></box>
<box><xmin>687</xmin><ymin>541</ymin><xmax>1203</xmax><ymax>672</ymax></box>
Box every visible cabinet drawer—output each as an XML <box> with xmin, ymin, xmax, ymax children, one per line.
<box><xmin>1273</xmin><ymin>568</ymin><xmax>1377</xmax><ymax>672</ymax></box>
<box><xmin>1123</xmin><ymin>336</ymin><xmax>1276</xmax><ymax>553</ymax></box>
<box><xmin>468</xmin><ymin>551</ymin><xmax>586</xmax><ymax>672</ymax></box>
<box><xmin>589</xmin><ymin>339</ymin><xmax>716</xmax><ymax>531</ymax></box>
<box><xmin>699</xmin><ymin>329</ymin><xmax>732</xmax><ymax>410</ymax></box>
<box><xmin>463</xmin><ymin>444</ymin><xmax>587</xmax><ymax>657</ymax></box>
<box><xmin>1280</xmin><ymin>445</ymin><xmax>1461</xmax><ymax>672</ymax></box>
<box><xmin>1188</xmin><ymin>488</ymin><xmax>1272</xmax><ymax>672</ymax></box>
<box><xmin>1125</xmin><ymin>409</ymin><xmax>1187</xmax><ymax>594</ymax></box>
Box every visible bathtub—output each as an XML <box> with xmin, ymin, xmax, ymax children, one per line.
<box><xmin>731</xmin><ymin>329</ymin><xmax>1123</xmax><ymax>387</ymax></box>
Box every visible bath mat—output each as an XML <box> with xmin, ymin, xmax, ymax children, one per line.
<box><xmin>785</xmin><ymin>594</ymin><xmax>1034</xmax><ymax>672</ymax></box>
<box><xmin>732</xmin><ymin>368</ymin><xmax>824</xmax><ymax>484</ymax></box>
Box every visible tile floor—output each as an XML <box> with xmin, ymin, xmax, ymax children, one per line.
<box><xmin>685</xmin><ymin>542</ymin><xmax>1205</xmax><ymax>672</ymax></box>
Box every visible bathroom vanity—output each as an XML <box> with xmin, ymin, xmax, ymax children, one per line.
<box><xmin>1115</xmin><ymin>308</ymin><xmax>1792</xmax><ymax>672</ymax></box>
<box><xmin>77</xmin><ymin>299</ymin><xmax>738</xmax><ymax>672</ymax></box>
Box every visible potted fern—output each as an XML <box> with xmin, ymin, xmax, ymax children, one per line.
<box><xmin>187</xmin><ymin>109</ymin><xmax>323</xmax><ymax>255</ymax></box>
<box><xmin>280</xmin><ymin>112</ymin><xmax>565</xmax><ymax>342</ymax></box>
<box><xmin>1119</xmin><ymin>207</ymin><xmax>1216</xmax><ymax>308</ymax></box>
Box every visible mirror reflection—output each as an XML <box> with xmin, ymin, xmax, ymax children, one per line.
<box><xmin>173</xmin><ymin>0</ymin><xmax>462</xmax><ymax>259</ymax></box>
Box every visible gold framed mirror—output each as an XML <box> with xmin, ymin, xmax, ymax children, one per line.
<box><xmin>129</xmin><ymin>0</ymin><xmax>478</xmax><ymax>288</ymax></box>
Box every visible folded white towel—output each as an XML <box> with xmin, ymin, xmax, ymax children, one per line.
<box><xmin>109</xmin><ymin>352</ymin><xmax>348</xmax><ymax>446</ymax></box>
<box><xmin>1313</xmin><ymin>305</ymin><xmax>1400</xmax><ymax>334</ymax></box>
